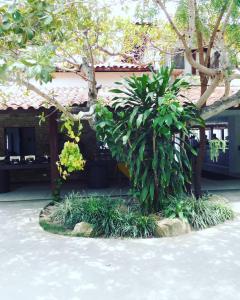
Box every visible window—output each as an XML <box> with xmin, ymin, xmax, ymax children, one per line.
<box><xmin>172</xmin><ymin>52</ymin><xmax>185</xmax><ymax>69</ymax></box>
<box><xmin>212</xmin><ymin>51</ymin><xmax>220</xmax><ymax>69</ymax></box>
<box><xmin>5</xmin><ymin>127</ymin><xmax>35</xmax><ymax>156</ymax></box>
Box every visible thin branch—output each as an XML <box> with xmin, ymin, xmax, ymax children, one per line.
<box><xmin>149</xmin><ymin>40</ymin><xmax>184</xmax><ymax>56</ymax></box>
<box><xmin>194</xmin><ymin>1</ymin><xmax>204</xmax><ymax>63</ymax></box>
<box><xmin>204</xmin><ymin>4</ymin><xmax>227</xmax><ymax>66</ymax></box>
<box><xmin>156</xmin><ymin>0</ymin><xmax>185</xmax><ymax>40</ymax></box>
<box><xmin>155</xmin><ymin>0</ymin><xmax>218</xmax><ymax>77</ymax></box>
<box><xmin>222</xmin><ymin>0</ymin><xmax>234</xmax><ymax>33</ymax></box>
<box><xmin>96</xmin><ymin>46</ymin><xmax>145</xmax><ymax>66</ymax></box>
<box><xmin>19</xmin><ymin>79</ymin><xmax>77</xmax><ymax>122</ymax></box>
<box><xmin>56</xmin><ymin>65</ymin><xmax>90</xmax><ymax>82</ymax></box>
<box><xmin>155</xmin><ymin>0</ymin><xmax>183</xmax><ymax>40</ymax></box>
<box><xmin>14</xmin><ymin>78</ymin><xmax>97</xmax><ymax>124</ymax></box>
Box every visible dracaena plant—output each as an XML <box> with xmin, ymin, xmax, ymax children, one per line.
<box><xmin>96</xmin><ymin>67</ymin><xmax>204</xmax><ymax>213</ymax></box>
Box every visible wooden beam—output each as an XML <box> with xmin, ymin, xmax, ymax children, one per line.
<box><xmin>49</xmin><ymin>111</ymin><xmax>59</xmax><ymax>190</ymax></box>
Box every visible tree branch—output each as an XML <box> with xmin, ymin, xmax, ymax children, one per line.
<box><xmin>96</xmin><ymin>46</ymin><xmax>145</xmax><ymax>66</ymax></box>
<box><xmin>222</xmin><ymin>0</ymin><xmax>234</xmax><ymax>33</ymax></box>
<box><xmin>155</xmin><ymin>0</ymin><xmax>218</xmax><ymax>77</ymax></box>
<box><xmin>196</xmin><ymin>74</ymin><xmax>222</xmax><ymax>108</ymax></box>
<box><xmin>56</xmin><ymin>65</ymin><xmax>90</xmax><ymax>82</ymax></box>
<box><xmin>204</xmin><ymin>4</ymin><xmax>227</xmax><ymax>66</ymax></box>
<box><xmin>155</xmin><ymin>0</ymin><xmax>183</xmax><ymax>40</ymax></box>
<box><xmin>194</xmin><ymin>0</ymin><xmax>204</xmax><ymax>67</ymax></box>
<box><xmin>83</xmin><ymin>31</ymin><xmax>98</xmax><ymax>107</ymax></box>
<box><xmin>200</xmin><ymin>90</ymin><xmax>240</xmax><ymax>120</ymax></box>
<box><xmin>224</xmin><ymin>77</ymin><xmax>231</xmax><ymax>97</ymax></box>
<box><xmin>188</xmin><ymin>0</ymin><xmax>195</xmax><ymax>48</ymax></box>
<box><xmin>19</xmin><ymin>79</ymin><xmax>78</xmax><ymax>122</ymax></box>
<box><xmin>16</xmin><ymin>78</ymin><xmax>97</xmax><ymax>125</ymax></box>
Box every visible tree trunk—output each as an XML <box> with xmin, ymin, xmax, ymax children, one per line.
<box><xmin>194</xmin><ymin>126</ymin><xmax>206</xmax><ymax>197</ymax></box>
<box><xmin>193</xmin><ymin>75</ymin><xmax>208</xmax><ymax>198</ymax></box>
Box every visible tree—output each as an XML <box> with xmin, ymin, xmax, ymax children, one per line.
<box><xmin>96</xmin><ymin>68</ymin><xmax>202</xmax><ymax>213</ymax></box>
<box><xmin>0</xmin><ymin>0</ymin><xmax>240</xmax><ymax>195</ymax></box>
<box><xmin>150</xmin><ymin>0</ymin><xmax>240</xmax><ymax>196</ymax></box>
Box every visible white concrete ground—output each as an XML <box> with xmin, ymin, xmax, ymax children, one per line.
<box><xmin>0</xmin><ymin>193</ymin><xmax>240</xmax><ymax>300</ymax></box>
<box><xmin>1</xmin><ymin>178</ymin><xmax>240</xmax><ymax>202</ymax></box>
<box><xmin>0</xmin><ymin>183</ymin><xmax>130</xmax><ymax>201</ymax></box>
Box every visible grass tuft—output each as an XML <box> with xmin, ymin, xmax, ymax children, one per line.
<box><xmin>162</xmin><ymin>194</ymin><xmax>235</xmax><ymax>230</ymax></box>
<box><xmin>48</xmin><ymin>193</ymin><xmax>156</xmax><ymax>238</ymax></box>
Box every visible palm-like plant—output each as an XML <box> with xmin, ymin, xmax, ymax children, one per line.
<box><xmin>96</xmin><ymin>67</ymin><xmax>202</xmax><ymax>213</ymax></box>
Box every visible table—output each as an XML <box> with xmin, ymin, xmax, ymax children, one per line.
<box><xmin>0</xmin><ymin>163</ymin><xmax>50</xmax><ymax>193</ymax></box>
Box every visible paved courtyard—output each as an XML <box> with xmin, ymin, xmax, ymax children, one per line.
<box><xmin>0</xmin><ymin>192</ymin><xmax>240</xmax><ymax>300</ymax></box>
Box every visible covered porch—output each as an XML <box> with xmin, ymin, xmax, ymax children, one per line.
<box><xmin>0</xmin><ymin>107</ymin><xmax>126</xmax><ymax>196</ymax></box>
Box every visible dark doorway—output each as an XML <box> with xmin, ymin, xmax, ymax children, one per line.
<box><xmin>5</xmin><ymin>127</ymin><xmax>35</xmax><ymax>156</ymax></box>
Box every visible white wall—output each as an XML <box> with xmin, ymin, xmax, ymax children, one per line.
<box><xmin>37</xmin><ymin>71</ymin><xmax>151</xmax><ymax>89</ymax></box>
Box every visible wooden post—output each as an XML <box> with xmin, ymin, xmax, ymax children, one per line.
<box><xmin>49</xmin><ymin>111</ymin><xmax>59</xmax><ymax>190</ymax></box>
<box><xmin>210</xmin><ymin>126</ymin><xmax>214</xmax><ymax>139</ymax></box>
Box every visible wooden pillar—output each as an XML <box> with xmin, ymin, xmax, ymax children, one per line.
<box><xmin>221</xmin><ymin>128</ymin><xmax>225</xmax><ymax>140</ymax></box>
<box><xmin>210</xmin><ymin>126</ymin><xmax>214</xmax><ymax>139</ymax></box>
<box><xmin>49</xmin><ymin>112</ymin><xmax>59</xmax><ymax>190</ymax></box>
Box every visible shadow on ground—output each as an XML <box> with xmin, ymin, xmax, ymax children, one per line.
<box><xmin>0</xmin><ymin>194</ymin><xmax>239</xmax><ymax>300</ymax></box>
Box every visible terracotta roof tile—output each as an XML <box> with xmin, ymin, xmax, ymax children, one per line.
<box><xmin>55</xmin><ymin>63</ymin><xmax>151</xmax><ymax>73</ymax></box>
<box><xmin>0</xmin><ymin>84</ymin><xmax>239</xmax><ymax>111</ymax></box>
<box><xmin>0</xmin><ymin>85</ymin><xmax>88</xmax><ymax>111</ymax></box>
<box><xmin>181</xmin><ymin>86</ymin><xmax>239</xmax><ymax>106</ymax></box>
<box><xmin>94</xmin><ymin>63</ymin><xmax>150</xmax><ymax>72</ymax></box>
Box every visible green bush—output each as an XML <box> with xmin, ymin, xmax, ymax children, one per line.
<box><xmin>96</xmin><ymin>67</ymin><xmax>203</xmax><ymax>213</ymax></box>
<box><xmin>50</xmin><ymin>193</ymin><xmax>156</xmax><ymax>238</ymax></box>
<box><xmin>163</xmin><ymin>195</ymin><xmax>235</xmax><ymax>230</ymax></box>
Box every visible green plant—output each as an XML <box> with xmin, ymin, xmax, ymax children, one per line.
<box><xmin>209</xmin><ymin>139</ymin><xmax>228</xmax><ymax>162</ymax></box>
<box><xmin>163</xmin><ymin>198</ymin><xmax>192</xmax><ymax>222</ymax></box>
<box><xmin>57</xmin><ymin>119</ymin><xmax>85</xmax><ymax>179</ymax></box>
<box><xmin>50</xmin><ymin>193</ymin><xmax>156</xmax><ymax>238</ymax></box>
<box><xmin>96</xmin><ymin>67</ymin><xmax>203</xmax><ymax>213</ymax></box>
<box><xmin>163</xmin><ymin>195</ymin><xmax>234</xmax><ymax>230</ymax></box>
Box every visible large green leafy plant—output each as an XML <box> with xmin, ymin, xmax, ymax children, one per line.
<box><xmin>96</xmin><ymin>67</ymin><xmax>203</xmax><ymax>213</ymax></box>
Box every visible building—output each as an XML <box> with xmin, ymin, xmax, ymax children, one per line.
<box><xmin>0</xmin><ymin>60</ymin><xmax>239</xmax><ymax>195</ymax></box>
<box><xmin>171</xmin><ymin>49</ymin><xmax>240</xmax><ymax>178</ymax></box>
<box><xmin>0</xmin><ymin>63</ymin><xmax>151</xmax><ymax>193</ymax></box>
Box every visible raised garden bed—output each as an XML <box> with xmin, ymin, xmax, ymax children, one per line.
<box><xmin>39</xmin><ymin>193</ymin><xmax>235</xmax><ymax>238</ymax></box>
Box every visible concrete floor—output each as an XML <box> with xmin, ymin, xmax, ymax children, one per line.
<box><xmin>202</xmin><ymin>178</ymin><xmax>240</xmax><ymax>191</ymax></box>
<box><xmin>0</xmin><ymin>182</ymin><xmax>130</xmax><ymax>202</ymax></box>
<box><xmin>0</xmin><ymin>192</ymin><xmax>240</xmax><ymax>300</ymax></box>
<box><xmin>1</xmin><ymin>177</ymin><xmax>240</xmax><ymax>202</ymax></box>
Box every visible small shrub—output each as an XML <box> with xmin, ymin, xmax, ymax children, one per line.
<box><xmin>50</xmin><ymin>193</ymin><xmax>156</xmax><ymax>238</ymax></box>
<box><xmin>163</xmin><ymin>195</ymin><xmax>235</xmax><ymax>230</ymax></box>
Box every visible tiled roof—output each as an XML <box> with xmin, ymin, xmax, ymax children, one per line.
<box><xmin>0</xmin><ymin>84</ymin><xmax>239</xmax><ymax>111</ymax></box>
<box><xmin>55</xmin><ymin>63</ymin><xmax>151</xmax><ymax>73</ymax></box>
<box><xmin>94</xmin><ymin>63</ymin><xmax>151</xmax><ymax>72</ymax></box>
<box><xmin>181</xmin><ymin>86</ymin><xmax>239</xmax><ymax>106</ymax></box>
<box><xmin>0</xmin><ymin>85</ymin><xmax>112</xmax><ymax>111</ymax></box>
